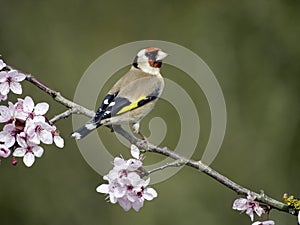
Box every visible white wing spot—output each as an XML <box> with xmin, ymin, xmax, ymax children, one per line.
<box><xmin>71</xmin><ymin>132</ymin><xmax>81</xmax><ymax>140</ymax></box>
<box><xmin>85</xmin><ymin>123</ymin><xmax>97</xmax><ymax>130</ymax></box>
<box><xmin>109</xmin><ymin>101</ymin><xmax>115</xmax><ymax>107</ymax></box>
<box><xmin>104</xmin><ymin>99</ymin><xmax>109</xmax><ymax>105</ymax></box>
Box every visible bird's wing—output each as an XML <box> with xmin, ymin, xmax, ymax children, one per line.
<box><xmin>93</xmin><ymin>92</ymin><xmax>118</xmax><ymax>123</ymax></box>
<box><xmin>94</xmin><ymin>86</ymin><xmax>161</xmax><ymax>122</ymax></box>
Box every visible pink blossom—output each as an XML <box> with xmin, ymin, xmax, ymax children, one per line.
<box><xmin>96</xmin><ymin>156</ymin><xmax>157</xmax><ymax>211</ymax></box>
<box><xmin>12</xmin><ymin>133</ymin><xmax>44</xmax><ymax>167</ymax></box>
<box><xmin>0</xmin><ymin>70</ymin><xmax>26</xmax><ymax>95</ymax></box>
<box><xmin>25</xmin><ymin>116</ymin><xmax>53</xmax><ymax>145</ymax></box>
<box><xmin>0</xmin><ymin>96</ymin><xmax>64</xmax><ymax>166</ymax></box>
<box><xmin>15</xmin><ymin>96</ymin><xmax>49</xmax><ymax>121</ymax></box>
<box><xmin>233</xmin><ymin>193</ymin><xmax>265</xmax><ymax>221</ymax></box>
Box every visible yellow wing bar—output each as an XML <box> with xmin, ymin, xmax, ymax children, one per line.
<box><xmin>116</xmin><ymin>95</ymin><xmax>146</xmax><ymax>115</ymax></box>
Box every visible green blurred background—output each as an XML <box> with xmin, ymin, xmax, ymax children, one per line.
<box><xmin>1</xmin><ymin>0</ymin><xmax>300</xmax><ymax>224</ymax></box>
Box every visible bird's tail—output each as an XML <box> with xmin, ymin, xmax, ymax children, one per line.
<box><xmin>70</xmin><ymin>121</ymin><xmax>101</xmax><ymax>140</ymax></box>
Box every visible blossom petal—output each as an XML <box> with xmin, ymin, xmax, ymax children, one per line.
<box><xmin>130</xmin><ymin>144</ymin><xmax>140</xmax><ymax>159</ymax></box>
<box><xmin>15</xmin><ymin>110</ymin><xmax>28</xmax><ymax>121</ymax></box>
<box><xmin>0</xmin><ymin>124</ymin><xmax>16</xmax><ymax>147</ymax></box>
<box><xmin>254</xmin><ymin>205</ymin><xmax>265</xmax><ymax>217</ymax></box>
<box><xmin>23</xmin><ymin>152</ymin><xmax>35</xmax><ymax>167</ymax></box>
<box><xmin>0</xmin><ymin>105</ymin><xmax>11</xmax><ymax>122</ymax></box>
<box><xmin>11</xmin><ymin>71</ymin><xmax>26</xmax><ymax>82</ymax></box>
<box><xmin>54</xmin><ymin>136</ymin><xmax>64</xmax><ymax>148</ymax></box>
<box><xmin>0</xmin><ymin>61</ymin><xmax>6</xmax><ymax>71</ymax></box>
<box><xmin>0</xmin><ymin>72</ymin><xmax>7</xmax><ymax>83</ymax></box>
<box><xmin>144</xmin><ymin>177</ymin><xmax>150</xmax><ymax>186</ymax></box>
<box><xmin>298</xmin><ymin>211</ymin><xmax>300</xmax><ymax>225</ymax></box>
<box><xmin>16</xmin><ymin>134</ymin><xmax>28</xmax><ymax>148</ymax></box>
<box><xmin>109</xmin><ymin>193</ymin><xmax>118</xmax><ymax>204</ymax></box>
<box><xmin>23</xmin><ymin>96</ymin><xmax>34</xmax><ymax>113</ymax></box>
<box><xmin>132</xmin><ymin>199</ymin><xmax>143</xmax><ymax>212</ymax></box>
<box><xmin>232</xmin><ymin>198</ymin><xmax>248</xmax><ymax>211</ymax></box>
<box><xmin>2</xmin><ymin>135</ymin><xmax>15</xmax><ymax>148</ymax></box>
<box><xmin>118</xmin><ymin>197</ymin><xmax>131</xmax><ymax>211</ymax></box>
<box><xmin>32</xmin><ymin>146</ymin><xmax>44</xmax><ymax>157</ymax></box>
<box><xmin>10</xmin><ymin>82</ymin><xmax>22</xmax><ymax>94</ymax></box>
<box><xmin>127</xmin><ymin>172</ymin><xmax>141</xmax><ymax>186</ymax></box>
<box><xmin>114</xmin><ymin>157</ymin><xmax>126</xmax><ymax>167</ymax></box>
<box><xmin>13</xmin><ymin>147</ymin><xmax>26</xmax><ymax>157</ymax></box>
<box><xmin>143</xmin><ymin>187</ymin><xmax>158</xmax><ymax>200</ymax></box>
<box><xmin>114</xmin><ymin>186</ymin><xmax>126</xmax><ymax>198</ymax></box>
<box><xmin>40</xmin><ymin>130</ymin><xmax>53</xmax><ymax>144</ymax></box>
<box><xmin>25</xmin><ymin>122</ymin><xmax>36</xmax><ymax>136</ymax></box>
<box><xmin>246</xmin><ymin>208</ymin><xmax>255</xmax><ymax>221</ymax></box>
<box><xmin>34</xmin><ymin>103</ymin><xmax>49</xmax><ymax>115</ymax></box>
<box><xmin>96</xmin><ymin>184</ymin><xmax>109</xmax><ymax>194</ymax></box>
<box><xmin>28</xmin><ymin>133</ymin><xmax>41</xmax><ymax>145</ymax></box>
<box><xmin>0</xmin><ymin>82</ymin><xmax>9</xmax><ymax>95</ymax></box>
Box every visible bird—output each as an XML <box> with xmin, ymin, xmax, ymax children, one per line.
<box><xmin>71</xmin><ymin>47</ymin><xmax>168</xmax><ymax>140</ymax></box>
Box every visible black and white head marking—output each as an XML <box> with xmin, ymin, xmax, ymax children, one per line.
<box><xmin>133</xmin><ymin>47</ymin><xmax>168</xmax><ymax>75</ymax></box>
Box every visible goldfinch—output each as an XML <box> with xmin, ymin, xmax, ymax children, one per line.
<box><xmin>71</xmin><ymin>47</ymin><xmax>168</xmax><ymax>140</ymax></box>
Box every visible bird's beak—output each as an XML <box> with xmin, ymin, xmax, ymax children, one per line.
<box><xmin>156</xmin><ymin>50</ymin><xmax>169</xmax><ymax>61</ymax></box>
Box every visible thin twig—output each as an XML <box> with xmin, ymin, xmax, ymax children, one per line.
<box><xmin>6</xmin><ymin>65</ymin><xmax>94</xmax><ymax>119</ymax></box>
<box><xmin>146</xmin><ymin>159</ymin><xmax>187</xmax><ymax>176</ymax></box>
<box><xmin>25</xmin><ymin>74</ymin><xmax>95</xmax><ymax>118</ymax></box>
<box><xmin>49</xmin><ymin>108</ymin><xmax>75</xmax><ymax>124</ymax></box>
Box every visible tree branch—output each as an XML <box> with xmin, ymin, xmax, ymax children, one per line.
<box><xmin>25</xmin><ymin>74</ymin><xmax>95</xmax><ymax>118</ymax></box>
<box><xmin>49</xmin><ymin>108</ymin><xmax>75</xmax><ymax>124</ymax></box>
<box><xmin>146</xmin><ymin>159</ymin><xmax>186</xmax><ymax>176</ymax></box>
<box><xmin>16</xmin><ymin>68</ymin><xmax>294</xmax><ymax>216</ymax></box>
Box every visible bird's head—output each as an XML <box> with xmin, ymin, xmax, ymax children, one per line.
<box><xmin>132</xmin><ymin>47</ymin><xmax>168</xmax><ymax>75</ymax></box>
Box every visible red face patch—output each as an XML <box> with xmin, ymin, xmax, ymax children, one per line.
<box><xmin>145</xmin><ymin>47</ymin><xmax>160</xmax><ymax>53</ymax></box>
<box><xmin>148</xmin><ymin>59</ymin><xmax>162</xmax><ymax>68</ymax></box>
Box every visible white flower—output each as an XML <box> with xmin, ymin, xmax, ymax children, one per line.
<box><xmin>96</xmin><ymin>156</ymin><xmax>157</xmax><ymax>211</ymax></box>
<box><xmin>25</xmin><ymin>116</ymin><xmax>53</xmax><ymax>145</ymax></box>
<box><xmin>233</xmin><ymin>193</ymin><xmax>265</xmax><ymax>221</ymax></box>
<box><xmin>13</xmin><ymin>133</ymin><xmax>44</xmax><ymax>167</ymax></box>
<box><xmin>0</xmin><ymin>59</ymin><xmax>6</xmax><ymax>70</ymax></box>
<box><xmin>0</xmin><ymin>144</ymin><xmax>11</xmax><ymax>158</ymax></box>
<box><xmin>0</xmin><ymin>123</ymin><xmax>18</xmax><ymax>147</ymax></box>
<box><xmin>0</xmin><ymin>70</ymin><xmax>26</xmax><ymax>95</ymax></box>
<box><xmin>15</xmin><ymin>96</ymin><xmax>49</xmax><ymax>120</ymax></box>
<box><xmin>252</xmin><ymin>220</ymin><xmax>275</xmax><ymax>225</ymax></box>
<box><xmin>298</xmin><ymin>211</ymin><xmax>300</xmax><ymax>225</ymax></box>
